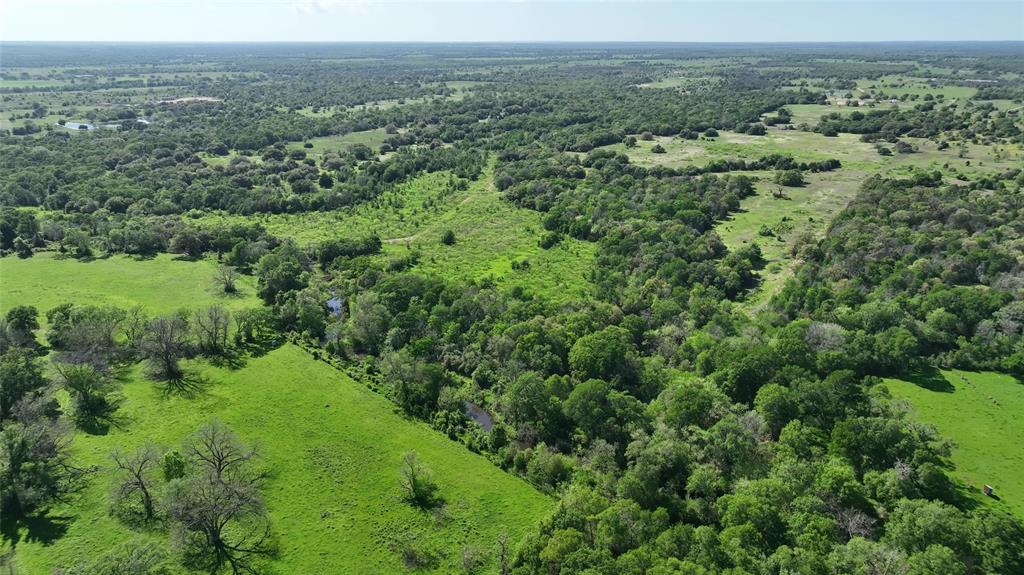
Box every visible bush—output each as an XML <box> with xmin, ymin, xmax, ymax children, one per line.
<box><xmin>895</xmin><ymin>140</ymin><xmax>917</xmax><ymax>154</ymax></box>
<box><xmin>774</xmin><ymin>169</ymin><xmax>805</xmax><ymax>187</ymax></box>
<box><xmin>400</xmin><ymin>451</ymin><xmax>441</xmax><ymax>507</ymax></box>
<box><xmin>539</xmin><ymin>231</ymin><xmax>562</xmax><ymax>249</ymax></box>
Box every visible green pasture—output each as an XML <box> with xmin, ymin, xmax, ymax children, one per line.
<box><xmin>0</xmin><ymin>252</ymin><xmax>259</xmax><ymax>321</ymax></box>
<box><xmin>885</xmin><ymin>370</ymin><xmax>1024</xmax><ymax>518</ymax></box>
<box><xmin>7</xmin><ymin>344</ymin><xmax>552</xmax><ymax>574</ymax></box>
<box><xmin>856</xmin><ymin>75</ymin><xmax>979</xmax><ymax>100</ymax></box>
<box><xmin>382</xmin><ymin>170</ymin><xmax>594</xmax><ymax>303</ymax></box>
<box><xmin>1</xmin><ymin>251</ymin><xmax>552</xmax><ymax>572</ymax></box>
<box><xmin>288</xmin><ymin>128</ymin><xmax>391</xmax><ymax>156</ymax></box>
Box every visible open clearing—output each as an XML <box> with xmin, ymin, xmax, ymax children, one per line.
<box><xmin>381</xmin><ymin>168</ymin><xmax>594</xmax><ymax>303</ymax></box>
<box><xmin>715</xmin><ymin>169</ymin><xmax>862</xmax><ymax>309</ymax></box>
<box><xmin>287</xmin><ymin>128</ymin><xmax>392</xmax><ymax>156</ymax></box>
<box><xmin>885</xmin><ymin>370</ymin><xmax>1024</xmax><ymax>518</ymax></box>
<box><xmin>855</xmin><ymin>75</ymin><xmax>979</xmax><ymax>100</ymax></box>
<box><xmin>0</xmin><ymin>252</ymin><xmax>260</xmax><ymax>319</ymax></box>
<box><xmin>7</xmin><ymin>344</ymin><xmax>551</xmax><ymax>574</ymax></box>
<box><xmin>193</xmin><ymin>167</ymin><xmax>595</xmax><ymax>303</ymax></box>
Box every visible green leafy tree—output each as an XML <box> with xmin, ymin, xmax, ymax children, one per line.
<box><xmin>255</xmin><ymin>242</ymin><xmax>310</xmax><ymax>304</ymax></box>
<box><xmin>4</xmin><ymin>305</ymin><xmax>39</xmax><ymax>348</ymax></box>
<box><xmin>774</xmin><ymin>169</ymin><xmax>805</xmax><ymax>187</ymax></box>
<box><xmin>568</xmin><ymin>326</ymin><xmax>644</xmax><ymax>396</ymax></box>
<box><xmin>399</xmin><ymin>451</ymin><xmax>440</xmax><ymax>507</ymax></box>
<box><xmin>0</xmin><ymin>349</ymin><xmax>47</xmax><ymax>422</ymax></box>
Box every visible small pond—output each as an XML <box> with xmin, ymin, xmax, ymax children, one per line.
<box><xmin>326</xmin><ymin>295</ymin><xmax>343</xmax><ymax>316</ymax></box>
<box><xmin>464</xmin><ymin>401</ymin><xmax>494</xmax><ymax>432</ymax></box>
<box><xmin>60</xmin><ymin>122</ymin><xmax>95</xmax><ymax>130</ymax></box>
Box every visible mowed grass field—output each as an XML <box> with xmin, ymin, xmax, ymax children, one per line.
<box><xmin>0</xmin><ymin>252</ymin><xmax>260</xmax><ymax>320</ymax></box>
<box><xmin>9</xmin><ymin>345</ymin><xmax>552</xmax><ymax>574</ymax></box>
<box><xmin>1</xmin><ymin>253</ymin><xmax>552</xmax><ymax>573</ymax></box>
<box><xmin>885</xmin><ymin>370</ymin><xmax>1024</xmax><ymax>518</ymax></box>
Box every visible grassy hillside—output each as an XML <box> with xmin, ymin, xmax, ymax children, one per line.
<box><xmin>1</xmin><ymin>253</ymin><xmax>553</xmax><ymax>572</ymax></box>
<box><xmin>380</xmin><ymin>168</ymin><xmax>594</xmax><ymax>303</ymax></box>
<box><xmin>193</xmin><ymin>168</ymin><xmax>595</xmax><ymax>303</ymax></box>
<box><xmin>8</xmin><ymin>344</ymin><xmax>552</xmax><ymax>574</ymax></box>
<box><xmin>0</xmin><ymin>252</ymin><xmax>260</xmax><ymax>319</ymax></box>
<box><xmin>885</xmin><ymin>370</ymin><xmax>1024</xmax><ymax>518</ymax></box>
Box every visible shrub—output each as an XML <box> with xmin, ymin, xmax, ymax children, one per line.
<box><xmin>774</xmin><ymin>169</ymin><xmax>805</xmax><ymax>187</ymax></box>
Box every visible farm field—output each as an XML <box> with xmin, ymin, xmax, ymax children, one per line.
<box><xmin>885</xmin><ymin>370</ymin><xmax>1024</xmax><ymax>518</ymax></box>
<box><xmin>7</xmin><ymin>343</ymin><xmax>552</xmax><ymax>574</ymax></box>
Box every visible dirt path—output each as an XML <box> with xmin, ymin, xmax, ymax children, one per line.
<box><xmin>383</xmin><ymin>234</ymin><xmax>417</xmax><ymax>245</ymax></box>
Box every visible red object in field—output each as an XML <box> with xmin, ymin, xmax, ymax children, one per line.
<box><xmin>983</xmin><ymin>484</ymin><xmax>994</xmax><ymax>496</ymax></box>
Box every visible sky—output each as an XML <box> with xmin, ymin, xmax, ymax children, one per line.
<box><xmin>1</xmin><ymin>0</ymin><xmax>1022</xmax><ymax>43</ymax></box>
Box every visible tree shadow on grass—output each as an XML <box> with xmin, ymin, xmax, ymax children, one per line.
<box><xmin>53</xmin><ymin>253</ymin><xmax>104</xmax><ymax>263</ymax></box>
<box><xmin>77</xmin><ymin>405</ymin><xmax>130</xmax><ymax>436</ymax></box>
<box><xmin>942</xmin><ymin>471</ymin><xmax>987</xmax><ymax>512</ymax></box>
<box><xmin>0</xmin><ymin>507</ymin><xmax>72</xmax><ymax>550</ymax></box>
<box><xmin>207</xmin><ymin>348</ymin><xmax>248</xmax><ymax>371</ymax></box>
<box><xmin>903</xmin><ymin>366</ymin><xmax>954</xmax><ymax>393</ymax></box>
<box><xmin>237</xmin><ymin>338</ymin><xmax>283</xmax><ymax>360</ymax></box>
<box><xmin>216</xmin><ymin>288</ymin><xmax>251</xmax><ymax>302</ymax></box>
<box><xmin>158</xmin><ymin>371</ymin><xmax>214</xmax><ymax>399</ymax></box>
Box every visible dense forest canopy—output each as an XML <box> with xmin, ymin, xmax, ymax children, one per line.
<box><xmin>1</xmin><ymin>42</ymin><xmax>1023</xmax><ymax>574</ymax></box>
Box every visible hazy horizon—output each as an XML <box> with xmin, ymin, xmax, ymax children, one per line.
<box><xmin>2</xmin><ymin>1</ymin><xmax>1022</xmax><ymax>44</ymax></box>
